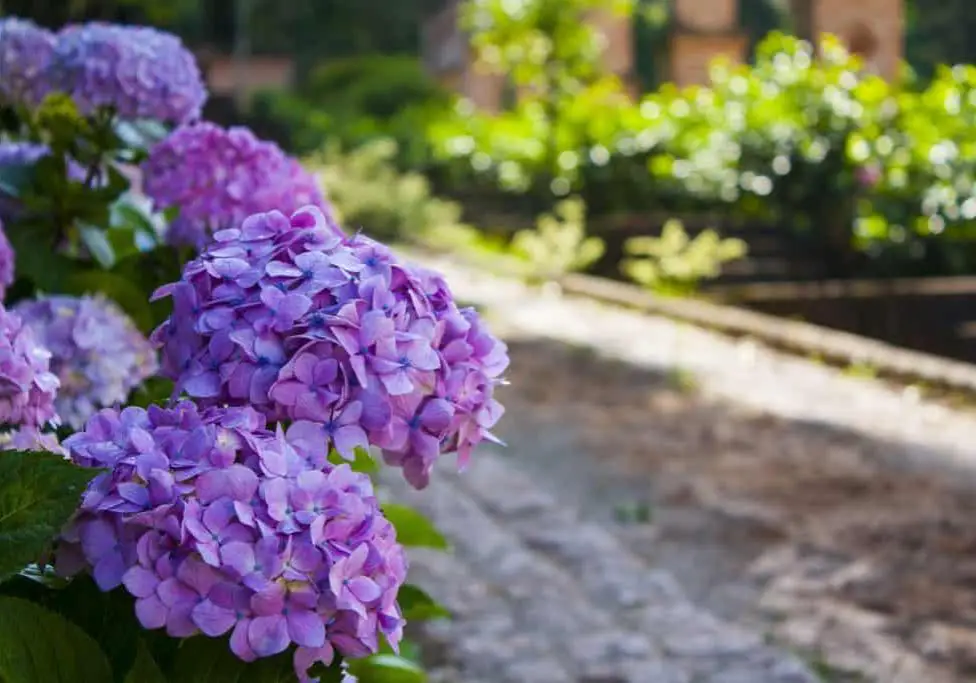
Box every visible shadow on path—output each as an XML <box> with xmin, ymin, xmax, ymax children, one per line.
<box><xmin>494</xmin><ymin>336</ymin><xmax>976</xmax><ymax>682</ymax></box>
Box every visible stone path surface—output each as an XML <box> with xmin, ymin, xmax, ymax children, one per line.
<box><xmin>385</xmin><ymin>254</ymin><xmax>976</xmax><ymax>682</ymax></box>
<box><xmin>381</xmin><ymin>454</ymin><xmax>817</xmax><ymax>683</ymax></box>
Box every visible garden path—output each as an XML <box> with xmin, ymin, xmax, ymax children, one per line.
<box><xmin>382</xmin><ymin>255</ymin><xmax>976</xmax><ymax>683</ymax></box>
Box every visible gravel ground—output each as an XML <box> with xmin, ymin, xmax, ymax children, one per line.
<box><xmin>386</xmin><ymin>255</ymin><xmax>976</xmax><ymax>682</ymax></box>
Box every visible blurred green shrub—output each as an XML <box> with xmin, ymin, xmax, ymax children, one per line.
<box><xmin>308</xmin><ymin>139</ymin><xmax>466</xmax><ymax>243</ymax></box>
<box><xmin>511</xmin><ymin>197</ymin><xmax>604</xmax><ymax>281</ymax></box>
<box><xmin>302</xmin><ymin>55</ymin><xmax>448</xmax><ymax>120</ymax></box>
<box><xmin>620</xmin><ymin>220</ymin><xmax>747</xmax><ymax>295</ymax></box>
<box><xmin>428</xmin><ymin>31</ymin><xmax>976</xmax><ymax>277</ymax></box>
<box><xmin>251</xmin><ymin>55</ymin><xmax>449</xmax><ymax>166</ymax></box>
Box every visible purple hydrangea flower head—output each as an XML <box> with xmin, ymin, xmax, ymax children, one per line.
<box><xmin>0</xmin><ymin>304</ymin><xmax>60</xmax><ymax>429</ymax></box>
<box><xmin>15</xmin><ymin>295</ymin><xmax>157</xmax><ymax>429</ymax></box>
<box><xmin>153</xmin><ymin>205</ymin><xmax>508</xmax><ymax>488</ymax></box>
<box><xmin>48</xmin><ymin>22</ymin><xmax>206</xmax><ymax>123</ymax></box>
<box><xmin>0</xmin><ymin>425</ymin><xmax>65</xmax><ymax>455</ymax></box>
<box><xmin>0</xmin><ymin>17</ymin><xmax>56</xmax><ymax>107</ymax></box>
<box><xmin>0</xmin><ymin>140</ymin><xmax>51</xmax><ymax>167</ymax></box>
<box><xmin>0</xmin><ymin>219</ymin><xmax>15</xmax><ymax>300</ymax></box>
<box><xmin>142</xmin><ymin>125</ymin><xmax>339</xmax><ymax>249</ymax></box>
<box><xmin>58</xmin><ymin>402</ymin><xmax>406</xmax><ymax>680</ymax></box>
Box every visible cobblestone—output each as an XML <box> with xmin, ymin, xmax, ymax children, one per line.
<box><xmin>382</xmin><ymin>450</ymin><xmax>818</xmax><ymax>682</ymax></box>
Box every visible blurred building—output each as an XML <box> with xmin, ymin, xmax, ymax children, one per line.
<box><xmin>668</xmin><ymin>0</ymin><xmax>748</xmax><ymax>86</ymax></box>
<box><xmin>790</xmin><ymin>0</ymin><xmax>903</xmax><ymax>79</ymax></box>
<box><xmin>422</xmin><ymin>0</ymin><xmax>904</xmax><ymax>103</ymax></box>
<box><xmin>421</xmin><ymin>0</ymin><xmax>634</xmax><ymax>111</ymax></box>
<box><xmin>421</xmin><ymin>0</ymin><xmax>506</xmax><ymax>112</ymax></box>
<box><xmin>198</xmin><ymin>50</ymin><xmax>296</xmax><ymax>98</ymax></box>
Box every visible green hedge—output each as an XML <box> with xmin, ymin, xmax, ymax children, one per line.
<box><xmin>427</xmin><ymin>33</ymin><xmax>976</xmax><ymax>276</ymax></box>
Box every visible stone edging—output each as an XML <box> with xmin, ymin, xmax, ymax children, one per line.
<box><xmin>405</xmin><ymin>245</ymin><xmax>976</xmax><ymax>395</ymax></box>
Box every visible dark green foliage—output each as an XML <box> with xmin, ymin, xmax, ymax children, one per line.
<box><xmin>0</xmin><ymin>451</ymin><xmax>101</xmax><ymax>581</ymax></box>
<box><xmin>0</xmin><ymin>597</ymin><xmax>113</xmax><ymax>683</ymax></box>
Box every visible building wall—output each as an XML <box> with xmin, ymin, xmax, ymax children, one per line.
<box><xmin>673</xmin><ymin>0</ymin><xmax>739</xmax><ymax>34</ymax></box>
<box><xmin>422</xmin><ymin>0</ymin><xmax>467</xmax><ymax>76</ymax></box>
<box><xmin>422</xmin><ymin>2</ymin><xmax>636</xmax><ymax>110</ymax></box>
<box><xmin>421</xmin><ymin>0</ymin><xmax>904</xmax><ymax>103</ymax></box>
<box><xmin>587</xmin><ymin>8</ymin><xmax>635</xmax><ymax>79</ymax></box>
<box><xmin>669</xmin><ymin>33</ymin><xmax>749</xmax><ymax>87</ymax></box>
<box><xmin>808</xmin><ymin>0</ymin><xmax>903</xmax><ymax>79</ymax></box>
<box><xmin>667</xmin><ymin>0</ymin><xmax>745</xmax><ymax>87</ymax></box>
<box><xmin>206</xmin><ymin>57</ymin><xmax>295</xmax><ymax>96</ymax></box>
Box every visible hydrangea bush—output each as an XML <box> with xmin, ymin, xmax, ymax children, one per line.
<box><xmin>0</xmin><ymin>15</ymin><xmax>506</xmax><ymax>683</ymax></box>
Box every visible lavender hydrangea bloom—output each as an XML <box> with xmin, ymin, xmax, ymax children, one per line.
<box><xmin>0</xmin><ymin>18</ymin><xmax>56</xmax><ymax>107</ymax></box>
<box><xmin>0</xmin><ymin>220</ymin><xmax>15</xmax><ymax>300</ymax></box>
<box><xmin>0</xmin><ymin>140</ymin><xmax>51</xmax><ymax>168</ymax></box>
<box><xmin>0</xmin><ymin>304</ymin><xmax>60</xmax><ymax>429</ymax></box>
<box><xmin>0</xmin><ymin>426</ymin><xmax>65</xmax><ymax>455</ymax></box>
<box><xmin>58</xmin><ymin>402</ymin><xmax>406</xmax><ymax>680</ymax></box>
<box><xmin>15</xmin><ymin>295</ymin><xmax>157</xmax><ymax>429</ymax></box>
<box><xmin>142</xmin><ymin>124</ymin><xmax>338</xmax><ymax>249</ymax></box>
<box><xmin>153</xmin><ymin>206</ymin><xmax>508</xmax><ymax>488</ymax></box>
<box><xmin>48</xmin><ymin>22</ymin><xmax>206</xmax><ymax>123</ymax></box>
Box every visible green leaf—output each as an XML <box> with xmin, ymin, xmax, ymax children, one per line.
<box><xmin>347</xmin><ymin>655</ymin><xmax>427</xmax><ymax>683</ymax></box>
<box><xmin>78</xmin><ymin>222</ymin><xmax>116</xmax><ymax>269</ymax></box>
<box><xmin>162</xmin><ymin>205</ymin><xmax>180</xmax><ymax>225</ymax></box>
<box><xmin>41</xmin><ymin>578</ymin><xmax>178</xmax><ymax>683</ymax></box>
<box><xmin>17</xmin><ymin>563</ymin><xmax>71</xmax><ymax>589</ymax></box>
<box><xmin>329</xmin><ymin>446</ymin><xmax>378</xmax><ymax>477</ymax></box>
<box><xmin>65</xmin><ymin>270</ymin><xmax>154</xmax><ymax>333</ymax></box>
<box><xmin>0</xmin><ymin>596</ymin><xmax>113</xmax><ymax>683</ymax></box>
<box><xmin>6</xmin><ymin>221</ymin><xmax>73</xmax><ymax>292</ymax></box>
<box><xmin>0</xmin><ymin>451</ymin><xmax>98</xmax><ymax>581</ymax></box>
<box><xmin>112</xmin><ymin>199</ymin><xmax>159</xmax><ymax>245</ymax></box>
<box><xmin>128</xmin><ymin>377</ymin><xmax>175</xmax><ymax>409</ymax></box>
<box><xmin>169</xmin><ymin>636</ymin><xmax>297</xmax><ymax>683</ymax></box>
<box><xmin>114</xmin><ymin>120</ymin><xmax>169</xmax><ymax>152</ymax></box>
<box><xmin>0</xmin><ymin>162</ymin><xmax>36</xmax><ymax>197</ymax></box>
<box><xmin>123</xmin><ymin>640</ymin><xmax>166</xmax><ymax>683</ymax></box>
<box><xmin>381</xmin><ymin>504</ymin><xmax>448</xmax><ymax>550</ymax></box>
<box><xmin>397</xmin><ymin>584</ymin><xmax>449</xmax><ymax>622</ymax></box>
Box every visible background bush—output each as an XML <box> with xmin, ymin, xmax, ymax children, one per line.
<box><xmin>427</xmin><ymin>32</ymin><xmax>976</xmax><ymax>278</ymax></box>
